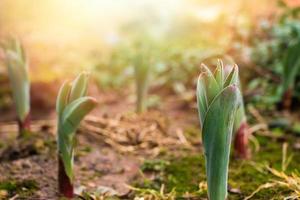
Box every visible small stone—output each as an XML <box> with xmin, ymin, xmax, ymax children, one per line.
<box><xmin>34</xmin><ymin>139</ymin><xmax>45</xmax><ymax>149</ymax></box>
<box><xmin>0</xmin><ymin>190</ymin><xmax>8</xmax><ymax>198</ymax></box>
<box><xmin>95</xmin><ymin>186</ymin><xmax>118</xmax><ymax>196</ymax></box>
<box><xmin>293</xmin><ymin>142</ymin><xmax>300</xmax><ymax>150</ymax></box>
<box><xmin>87</xmin><ymin>182</ymin><xmax>96</xmax><ymax>187</ymax></box>
<box><xmin>21</xmin><ymin>160</ymin><xmax>32</xmax><ymax>169</ymax></box>
<box><xmin>228</xmin><ymin>186</ymin><xmax>241</xmax><ymax>194</ymax></box>
<box><xmin>74</xmin><ymin>185</ymin><xmax>86</xmax><ymax>196</ymax></box>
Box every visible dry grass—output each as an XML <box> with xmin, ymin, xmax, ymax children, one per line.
<box><xmin>80</xmin><ymin>112</ymin><xmax>195</xmax><ymax>157</ymax></box>
<box><xmin>245</xmin><ymin>143</ymin><xmax>300</xmax><ymax>200</ymax></box>
<box><xmin>128</xmin><ymin>184</ymin><xmax>176</xmax><ymax>200</ymax></box>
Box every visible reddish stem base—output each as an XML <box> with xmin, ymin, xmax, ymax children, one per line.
<box><xmin>234</xmin><ymin>122</ymin><xmax>250</xmax><ymax>159</ymax></box>
<box><xmin>58</xmin><ymin>156</ymin><xmax>73</xmax><ymax>198</ymax></box>
<box><xmin>17</xmin><ymin>114</ymin><xmax>31</xmax><ymax>138</ymax></box>
<box><xmin>282</xmin><ymin>88</ymin><xmax>292</xmax><ymax>110</ymax></box>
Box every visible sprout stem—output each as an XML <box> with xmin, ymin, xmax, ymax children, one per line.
<box><xmin>282</xmin><ymin>87</ymin><xmax>292</xmax><ymax>110</ymax></box>
<box><xmin>136</xmin><ymin>83</ymin><xmax>147</xmax><ymax>113</ymax></box>
<box><xmin>234</xmin><ymin>121</ymin><xmax>250</xmax><ymax>159</ymax></box>
<box><xmin>17</xmin><ymin>113</ymin><xmax>31</xmax><ymax>138</ymax></box>
<box><xmin>58</xmin><ymin>156</ymin><xmax>73</xmax><ymax>198</ymax></box>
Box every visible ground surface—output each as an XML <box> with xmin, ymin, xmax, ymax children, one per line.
<box><xmin>0</xmin><ymin>85</ymin><xmax>299</xmax><ymax>200</ymax></box>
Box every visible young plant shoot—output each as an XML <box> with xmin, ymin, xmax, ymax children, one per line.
<box><xmin>281</xmin><ymin>40</ymin><xmax>300</xmax><ymax>110</ymax></box>
<box><xmin>133</xmin><ymin>45</ymin><xmax>151</xmax><ymax>113</ymax></box>
<box><xmin>197</xmin><ymin>62</ymin><xmax>241</xmax><ymax>200</ymax></box>
<box><xmin>2</xmin><ymin>39</ymin><xmax>30</xmax><ymax>137</ymax></box>
<box><xmin>56</xmin><ymin>72</ymin><xmax>97</xmax><ymax>198</ymax></box>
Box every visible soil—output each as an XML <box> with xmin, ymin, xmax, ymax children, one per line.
<box><xmin>0</xmin><ymin>84</ymin><xmax>299</xmax><ymax>199</ymax></box>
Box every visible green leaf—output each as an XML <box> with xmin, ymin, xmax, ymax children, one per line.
<box><xmin>196</xmin><ymin>74</ymin><xmax>208</xmax><ymax>126</ymax></box>
<box><xmin>202</xmin><ymin>85</ymin><xmax>241</xmax><ymax>200</ymax></box>
<box><xmin>56</xmin><ymin>81</ymin><xmax>71</xmax><ymax>117</ymax></box>
<box><xmin>61</xmin><ymin>97</ymin><xmax>97</xmax><ymax>136</ymax></box>
<box><xmin>200</xmin><ymin>64</ymin><xmax>220</xmax><ymax>104</ymax></box>
<box><xmin>214</xmin><ymin>59</ymin><xmax>224</xmax><ymax>87</ymax></box>
<box><xmin>283</xmin><ymin>40</ymin><xmax>300</xmax><ymax>91</ymax></box>
<box><xmin>69</xmin><ymin>72</ymin><xmax>89</xmax><ymax>102</ymax></box>
<box><xmin>224</xmin><ymin>64</ymin><xmax>239</xmax><ymax>87</ymax></box>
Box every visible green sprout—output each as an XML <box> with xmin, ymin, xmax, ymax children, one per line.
<box><xmin>1</xmin><ymin>38</ymin><xmax>30</xmax><ymax>137</ymax></box>
<box><xmin>196</xmin><ymin>62</ymin><xmax>241</xmax><ymax>200</ymax></box>
<box><xmin>133</xmin><ymin>44</ymin><xmax>152</xmax><ymax>113</ymax></box>
<box><xmin>56</xmin><ymin>72</ymin><xmax>97</xmax><ymax>198</ymax></box>
<box><xmin>281</xmin><ymin>40</ymin><xmax>300</xmax><ymax>110</ymax></box>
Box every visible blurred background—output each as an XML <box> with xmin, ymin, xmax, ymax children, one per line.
<box><xmin>0</xmin><ymin>0</ymin><xmax>274</xmax><ymax>78</ymax></box>
<box><xmin>0</xmin><ymin>0</ymin><xmax>300</xmax><ymax>117</ymax></box>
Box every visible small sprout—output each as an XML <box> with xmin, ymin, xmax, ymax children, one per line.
<box><xmin>56</xmin><ymin>72</ymin><xmax>97</xmax><ymax>198</ymax></box>
<box><xmin>1</xmin><ymin>38</ymin><xmax>30</xmax><ymax>137</ymax></box>
<box><xmin>133</xmin><ymin>44</ymin><xmax>152</xmax><ymax>113</ymax></box>
<box><xmin>281</xmin><ymin>40</ymin><xmax>300</xmax><ymax>110</ymax></box>
<box><xmin>196</xmin><ymin>61</ymin><xmax>241</xmax><ymax>200</ymax></box>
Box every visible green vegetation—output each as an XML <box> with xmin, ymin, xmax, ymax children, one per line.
<box><xmin>56</xmin><ymin>72</ymin><xmax>97</xmax><ymax>198</ymax></box>
<box><xmin>248</xmin><ymin>1</ymin><xmax>300</xmax><ymax>109</ymax></box>
<box><xmin>136</xmin><ymin>135</ymin><xmax>300</xmax><ymax>200</ymax></box>
<box><xmin>282</xmin><ymin>40</ymin><xmax>300</xmax><ymax>109</ymax></box>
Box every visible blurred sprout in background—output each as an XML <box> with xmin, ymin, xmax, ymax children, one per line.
<box><xmin>1</xmin><ymin>38</ymin><xmax>31</xmax><ymax>137</ymax></box>
<box><xmin>247</xmin><ymin>1</ymin><xmax>300</xmax><ymax>109</ymax></box>
<box><xmin>132</xmin><ymin>41</ymin><xmax>155</xmax><ymax>113</ymax></box>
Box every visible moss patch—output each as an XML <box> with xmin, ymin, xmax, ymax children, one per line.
<box><xmin>137</xmin><ymin>135</ymin><xmax>300</xmax><ymax>199</ymax></box>
<box><xmin>0</xmin><ymin>179</ymin><xmax>39</xmax><ymax>198</ymax></box>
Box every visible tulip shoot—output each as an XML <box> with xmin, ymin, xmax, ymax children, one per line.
<box><xmin>56</xmin><ymin>72</ymin><xmax>97</xmax><ymax>198</ymax></box>
<box><xmin>197</xmin><ymin>61</ymin><xmax>242</xmax><ymax>200</ymax></box>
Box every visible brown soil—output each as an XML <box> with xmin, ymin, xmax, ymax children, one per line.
<box><xmin>0</xmin><ymin>85</ymin><xmax>199</xmax><ymax>199</ymax></box>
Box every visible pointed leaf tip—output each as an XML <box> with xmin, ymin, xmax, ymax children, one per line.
<box><xmin>69</xmin><ymin>72</ymin><xmax>90</xmax><ymax>102</ymax></box>
<box><xmin>200</xmin><ymin>63</ymin><xmax>212</xmax><ymax>74</ymax></box>
<box><xmin>214</xmin><ymin>60</ymin><xmax>225</xmax><ymax>87</ymax></box>
<box><xmin>224</xmin><ymin>64</ymin><xmax>239</xmax><ymax>87</ymax></box>
<box><xmin>56</xmin><ymin>80</ymin><xmax>71</xmax><ymax>116</ymax></box>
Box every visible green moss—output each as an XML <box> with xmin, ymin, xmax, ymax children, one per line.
<box><xmin>165</xmin><ymin>155</ymin><xmax>205</xmax><ymax>194</ymax></box>
<box><xmin>0</xmin><ymin>179</ymin><xmax>38</xmax><ymax>198</ymax></box>
<box><xmin>141</xmin><ymin>159</ymin><xmax>170</xmax><ymax>172</ymax></box>
<box><xmin>76</xmin><ymin>146</ymin><xmax>93</xmax><ymax>157</ymax></box>
<box><xmin>228</xmin><ymin>161</ymin><xmax>291</xmax><ymax>200</ymax></box>
<box><xmin>0</xmin><ymin>141</ymin><xmax>4</xmax><ymax>149</ymax></box>
<box><xmin>137</xmin><ymin>135</ymin><xmax>300</xmax><ymax>199</ymax></box>
<box><xmin>183</xmin><ymin>126</ymin><xmax>201</xmax><ymax>139</ymax></box>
